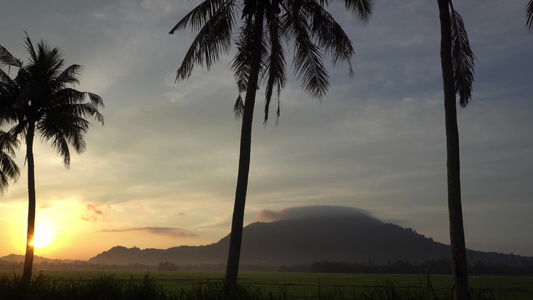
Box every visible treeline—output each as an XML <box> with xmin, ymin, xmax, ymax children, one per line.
<box><xmin>0</xmin><ymin>260</ymin><xmax>156</xmax><ymax>272</ymax></box>
<box><xmin>279</xmin><ymin>259</ymin><xmax>533</xmax><ymax>275</ymax></box>
<box><xmin>0</xmin><ymin>260</ymin><xmax>277</xmax><ymax>273</ymax></box>
<box><xmin>2</xmin><ymin>258</ymin><xmax>532</xmax><ymax>275</ymax></box>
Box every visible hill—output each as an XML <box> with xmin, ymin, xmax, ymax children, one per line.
<box><xmin>88</xmin><ymin>208</ymin><xmax>532</xmax><ymax>267</ymax></box>
<box><xmin>0</xmin><ymin>254</ymin><xmax>84</xmax><ymax>264</ymax></box>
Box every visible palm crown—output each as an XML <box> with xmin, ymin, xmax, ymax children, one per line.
<box><xmin>171</xmin><ymin>0</ymin><xmax>372</xmax><ymax>123</ymax></box>
<box><xmin>1</xmin><ymin>36</ymin><xmax>104</xmax><ymax>167</ymax></box>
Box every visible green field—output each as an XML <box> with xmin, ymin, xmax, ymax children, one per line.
<box><xmin>3</xmin><ymin>270</ymin><xmax>532</xmax><ymax>299</ymax></box>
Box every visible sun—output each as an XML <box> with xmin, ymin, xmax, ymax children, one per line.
<box><xmin>30</xmin><ymin>220</ymin><xmax>55</xmax><ymax>249</ymax></box>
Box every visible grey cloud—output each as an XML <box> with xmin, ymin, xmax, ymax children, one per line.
<box><xmin>254</xmin><ymin>205</ymin><xmax>375</xmax><ymax>223</ymax></box>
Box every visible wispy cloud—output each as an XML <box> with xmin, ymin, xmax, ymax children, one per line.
<box><xmin>101</xmin><ymin>227</ymin><xmax>197</xmax><ymax>239</ymax></box>
<box><xmin>80</xmin><ymin>203</ymin><xmax>112</xmax><ymax>222</ymax></box>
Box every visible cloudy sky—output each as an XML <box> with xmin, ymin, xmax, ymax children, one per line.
<box><xmin>1</xmin><ymin>0</ymin><xmax>532</xmax><ymax>261</ymax></box>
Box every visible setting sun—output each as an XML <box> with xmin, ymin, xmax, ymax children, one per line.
<box><xmin>31</xmin><ymin>220</ymin><xmax>55</xmax><ymax>249</ymax></box>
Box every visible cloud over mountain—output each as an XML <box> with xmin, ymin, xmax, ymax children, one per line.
<box><xmin>254</xmin><ymin>205</ymin><xmax>375</xmax><ymax>223</ymax></box>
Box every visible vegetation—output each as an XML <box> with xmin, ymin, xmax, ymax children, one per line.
<box><xmin>0</xmin><ymin>131</ymin><xmax>20</xmax><ymax>193</ymax></box>
<box><xmin>0</xmin><ymin>35</ymin><xmax>104</xmax><ymax>284</ymax></box>
<box><xmin>1</xmin><ymin>271</ymin><xmax>532</xmax><ymax>299</ymax></box>
<box><xmin>2</xmin><ymin>257</ymin><xmax>533</xmax><ymax>276</ymax></box>
<box><xmin>436</xmin><ymin>1</ymin><xmax>476</xmax><ymax>299</ymax></box>
<box><xmin>170</xmin><ymin>0</ymin><xmax>373</xmax><ymax>288</ymax></box>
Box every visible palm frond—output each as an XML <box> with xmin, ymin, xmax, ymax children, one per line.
<box><xmin>49</xmin><ymin>87</ymin><xmax>83</xmax><ymax>105</ymax></box>
<box><xmin>55</xmin><ymin>64</ymin><xmax>83</xmax><ymax>88</ymax></box>
<box><xmin>527</xmin><ymin>0</ymin><xmax>533</xmax><ymax>31</ymax></box>
<box><xmin>450</xmin><ymin>9</ymin><xmax>476</xmax><ymax>107</ymax></box>
<box><xmin>304</xmin><ymin>1</ymin><xmax>355</xmax><ymax>75</ymax></box>
<box><xmin>23</xmin><ymin>32</ymin><xmax>37</xmax><ymax>65</ymax></box>
<box><xmin>232</xmin><ymin>17</ymin><xmax>255</xmax><ymax>94</ymax></box>
<box><xmin>51</xmin><ymin>134</ymin><xmax>72</xmax><ymax>168</ymax></box>
<box><xmin>264</xmin><ymin>6</ymin><xmax>286</xmax><ymax>124</ymax></box>
<box><xmin>0</xmin><ymin>70</ymin><xmax>19</xmax><ymax>121</ymax></box>
<box><xmin>86</xmin><ymin>93</ymin><xmax>105</xmax><ymax>124</ymax></box>
<box><xmin>25</xmin><ymin>37</ymin><xmax>65</xmax><ymax>85</ymax></box>
<box><xmin>86</xmin><ymin>92</ymin><xmax>105</xmax><ymax>108</ymax></box>
<box><xmin>174</xmin><ymin>1</ymin><xmax>237</xmax><ymax>81</ymax></box>
<box><xmin>0</xmin><ymin>45</ymin><xmax>22</xmax><ymax>68</ymax></box>
<box><xmin>38</xmin><ymin>109</ymin><xmax>91</xmax><ymax>167</ymax></box>
<box><xmin>341</xmin><ymin>0</ymin><xmax>374</xmax><ymax>23</ymax></box>
<box><xmin>0</xmin><ymin>68</ymin><xmax>16</xmax><ymax>87</ymax></box>
<box><xmin>0</xmin><ymin>131</ymin><xmax>20</xmax><ymax>193</ymax></box>
<box><xmin>169</xmin><ymin>0</ymin><xmax>235</xmax><ymax>33</ymax></box>
<box><xmin>287</xmin><ymin>11</ymin><xmax>329</xmax><ymax>99</ymax></box>
<box><xmin>0</xmin><ymin>131</ymin><xmax>20</xmax><ymax>158</ymax></box>
<box><xmin>233</xmin><ymin>94</ymin><xmax>244</xmax><ymax>119</ymax></box>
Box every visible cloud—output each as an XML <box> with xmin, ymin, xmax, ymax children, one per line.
<box><xmin>101</xmin><ymin>227</ymin><xmax>197</xmax><ymax>239</ymax></box>
<box><xmin>80</xmin><ymin>203</ymin><xmax>111</xmax><ymax>222</ymax></box>
<box><xmin>254</xmin><ymin>205</ymin><xmax>375</xmax><ymax>223</ymax></box>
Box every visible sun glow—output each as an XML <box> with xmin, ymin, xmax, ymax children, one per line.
<box><xmin>30</xmin><ymin>220</ymin><xmax>55</xmax><ymax>249</ymax></box>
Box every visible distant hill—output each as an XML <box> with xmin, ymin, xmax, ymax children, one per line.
<box><xmin>88</xmin><ymin>208</ymin><xmax>532</xmax><ymax>267</ymax></box>
<box><xmin>0</xmin><ymin>254</ymin><xmax>83</xmax><ymax>264</ymax></box>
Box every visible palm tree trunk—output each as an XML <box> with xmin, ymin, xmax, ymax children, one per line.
<box><xmin>225</xmin><ymin>4</ymin><xmax>265</xmax><ymax>290</ymax></box>
<box><xmin>437</xmin><ymin>1</ymin><xmax>469</xmax><ymax>299</ymax></box>
<box><xmin>22</xmin><ymin>122</ymin><xmax>36</xmax><ymax>284</ymax></box>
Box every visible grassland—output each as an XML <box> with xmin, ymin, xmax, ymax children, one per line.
<box><xmin>2</xmin><ymin>270</ymin><xmax>532</xmax><ymax>299</ymax></box>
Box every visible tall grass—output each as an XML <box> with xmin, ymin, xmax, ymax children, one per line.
<box><xmin>0</xmin><ymin>272</ymin><xmax>509</xmax><ymax>300</ymax></box>
<box><xmin>0</xmin><ymin>273</ymin><xmax>169</xmax><ymax>300</ymax></box>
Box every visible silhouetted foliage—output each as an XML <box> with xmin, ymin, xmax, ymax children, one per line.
<box><xmin>157</xmin><ymin>261</ymin><xmax>178</xmax><ymax>271</ymax></box>
<box><xmin>0</xmin><ymin>34</ymin><xmax>104</xmax><ymax>284</ymax></box>
<box><xmin>303</xmin><ymin>259</ymin><xmax>533</xmax><ymax>275</ymax></box>
<box><xmin>0</xmin><ymin>131</ymin><xmax>19</xmax><ymax>193</ymax></box>
<box><xmin>527</xmin><ymin>0</ymin><xmax>533</xmax><ymax>31</ymax></box>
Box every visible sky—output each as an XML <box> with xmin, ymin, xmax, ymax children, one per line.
<box><xmin>0</xmin><ymin>0</ymin><xmax>532</xmax><ymax>261</ymax></box>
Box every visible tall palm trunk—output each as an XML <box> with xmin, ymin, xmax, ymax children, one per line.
<box><xmin>225</xmin><ymin>4</ymin><xmax>265</xmax><ymax>290</ymax></box>
<box><xmin>437</xmin><ymin>0</ymin><xmax>469</xmax><ymax>299</ymax></box>
<box><xmin>22</xmin><ymin>122</ymin><xmax>36</xmax><ymax>284</ymax></box>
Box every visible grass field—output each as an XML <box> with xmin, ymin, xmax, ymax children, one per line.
<box><xmin>2</xmin><ymin>270</ymin><xmax>532</xmax><ymax>299</ymax></box>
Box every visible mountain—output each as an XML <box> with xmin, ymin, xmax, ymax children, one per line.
<box><xmin>0</xmin><ymin>254</ymin><xmax>83</xmax><ymax>264</ymax></box>
<box><xmin>88</xmin><ymin>209</ymin><xmax>531</xmax><ymax>267</ymax></box>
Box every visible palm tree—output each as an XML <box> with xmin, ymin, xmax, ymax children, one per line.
<box><xmin>527</xmin><ymin>0</ymin><xmax>533</xmax><ymax>31</ymax></box>
<box><xmin>436</xmin><ymin>1</ymin><xmax>475</xmax><ymax>299</ymax></box>
<box><xmin>0</xmin><ymin>35</ymin><xmax>104</xmax><ymax>284</ymax></box>
<box><xmin>170</xmin><ymin>0</ymin><xmax>373</xmax><ymax>288</ymax></box>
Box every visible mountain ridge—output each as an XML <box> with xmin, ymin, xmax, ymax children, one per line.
<box><xmin>87</xmin><ymin>212</ymin><xmax>532</xmax><ymax>267</ymax></box>
<box><xmin>4</xmin><ymin>207</ymin><xmax>530</xmax><ymax>268</ymax></box>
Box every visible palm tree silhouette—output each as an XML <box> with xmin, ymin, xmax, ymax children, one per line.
<box><xmin>0</xmin><ymin>35</ymin><xmax>104</xmax><ymax>284</ymax></box>
<box><xmin>170</xmin><ymin>0</ymin><xmax>373</xmax><ymax>288</ymax></box>
<box><xmin>436</xmin><ymin>1</ymin><xmax>475</xmax><ymax>299</ymax></box>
